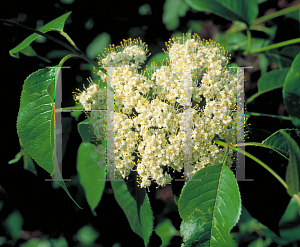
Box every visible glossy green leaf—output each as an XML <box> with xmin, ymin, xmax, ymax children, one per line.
<box><xmin>77</xmin><ymin>142</ymin><xmax>106</xmax><ymax>214</ymax></box>
<box><xmin>262</xmin><ymin>129</ymin><xmax>300</xmax><ymax>160</ymax></box>
<box><xmin>279</xmin><ymin>130</ymin><xmax>300</xmax><ymax>196</ymax></box>
<box><xmin>257</xmin><ymin>69</ymin><xmax>289</xmax><ymax>92</ymax></box>
<box><xmin>9</xmin><ymin>12</ymin><xmax>71</xmax><ymax>59</ymax></box>
<box><xmin>17</xmin><ymin>68</ymin><xmax>81</xmax><ymax>208</ymax></box>
<box><xmin>185</xmin><ymin>0</ymin><xmax>258</xmax><ymax>26</ymax></box>
<box><xmin>17</xmin><ymin>68</ymin><xmax>55</xmax><ymax>174</ymax></box>
<box><xmin>178</xmin><ymin>163</ymin><xmax>241</xmax><ymax>247</ymax></box>
<box><xmin>246</xmin><ymin>68</ymin><xmax>289</xmax><ymax>104</ymax></box>
<box><xmin>163</xmin><ymin>0</ymin><xmax>189</xmax><ymax>30</ymax></box>
<box><xmin>111</xmin><ymin>172</ymin><xmax>154</xmax><ymax>246</ymax></box>
<box><xmin>283</xmin><ymin>52</ymin><xmax>300</xmax><ymax>127</ymax></box>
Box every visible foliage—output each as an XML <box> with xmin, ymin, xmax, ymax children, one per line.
<box><xmin>2</xmin><ymin>0</ymin><xmax>300</xmax><ymax>246</ymax></box>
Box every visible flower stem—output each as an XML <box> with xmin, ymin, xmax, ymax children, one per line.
<box><xmin>226</xmin><ymin>5</ymin><xmax>300</xmax><ymax>37</ymax></box>
<box><xmin>215</xmin><ymin>140</ymin><xmax>288</xmax><ymax>189</ymax></box>
<box><xmin>293</xmin><ymin>194</ymin><xmax>300</xmax><ymax>205</ymax></box>
<box><xmin>244</xmin><ymin>29</ymin><xmax>252</xmax><ymax>55</ymax></box>
<box><xmin>246</xmin><ymin>112</ymin><xmax>292</xmax><ymax>121</ymax></box>
<box><xmin>252</xmin><ymin>4</ymin><xmax>300</xmax><ymax>26</ymax></box>
<box><xmin>221</xmin><ymin>146</ymin><xmax>229</xmax><ymax>166</ymax></box>
<box><xmin>58</xmin><ymin>30</ymin><xmax>80</xmax><ymax>51</ymax></box>
<box><xmin>1</xmin><ymin>19</ymin><xmax>80</xmax><ymax>53</ymax></box>
<box><xmin>217</xmin><ymin>140</ymin><xmax>300</xmax><ymax>212</ymax></box>
<box><xmin>250</xmin><ymin>38</ymin><xmax>300</xmax><ymax>54</ymax></box>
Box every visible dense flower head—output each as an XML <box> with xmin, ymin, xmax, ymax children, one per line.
<box><xmin>74</xmin><ymin>34</ymin><xmax>242</xmax><ymax>188</ymax></box>
<box><xmin>96</xmin><ymin>37</ymin><xmax>149</xmax><ymax>81</ymax></box>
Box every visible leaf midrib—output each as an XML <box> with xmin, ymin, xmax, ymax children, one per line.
<box><xmin>210</xmin><ymin>164</ymin><xmax>224</xmax><ymax>246</ymax></box>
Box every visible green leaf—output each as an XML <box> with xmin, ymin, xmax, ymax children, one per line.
<box><xmin>163</xmin><ymin>0</ymin><xmax>189</xmax><ymax>30</ymax></box>
<box><xmin>257</xmin><ymin>54</ymin><xmax>269</xmax><ymax>75</ymax></box>
<box><xmin>9</xmin><ymin>12</ymin><xmax>71</xmax><ymax>59</ymax></box>
<box><xmin>178</xmin><ymin>163</ymin><xmax>241</xmax><ymax>247</ymax></box>
<box><xmin>49</xmin><ymin>236</ymin><xmax>68</xmax><ymax>247</ymax></box>
<box><xmin>217</xmin><ymin>32</ymin><xmax>269</xmax><ymax>53</ymax></box>
<box><xmin>9</xmin><ymin>142</ymin><xmax>39</xmax><ymax>177</ymax></box>
<box><xmin>55</xmin><ymin>178</ymin><xmax>82</xmax><ymax>209</ymax></box>
<box><xmin>257</xmin><ymin>69</ymin><xmax>289</xmax><ymax>92</ymax></box>
<box><xmin>285</xmin><ymin>10</ymin><xmax>300</xmax><ymax>22</ymax></box>
<box><xmin>19</xmin><ymin>45</ymin><xmax>51</xmax><ymax>63</ymax></box>
<box><xmin>279</xmin><ymin>130</ymin><xmax>300</xmax><ymax>196</ymax></box>
<box><xmin>262</xmin><ymin>128</ymin><xmax>300</xmax><ymax>159</ymax></box>
<box><xmin>17</xmin><ymin>68</ymin><xmax>56</xmax><ymax>174</ymax></box>
<box><xmin>17</xmin><ymin>68</ymin><xmax>81</xmax><ymax>209</ymax></box>
<box><xmin>23</xmin><ymin>151</ymin><xmax>37</xmax><ymax>176</ymax></box>
<box><xmin>77</xmin><ymin>118</ymin><xmax>102</xmax><ymax>146</ymax></box>
<box><xmin>111</xmin><ymin>171</ymin><xmax>154</xmax><ymax>246</ymax></box>
<box><xmin>20</xmin><ymin>239</ymin><xmax>47</xmax><ymax>247</ymax></box>
<box><xmin>86</xmin><ymin>32</ymin><xmax>110</xmax><ymax>59</ymax></box>
<box><xmin>146</xmin><ymin>52</ymin><xmax>168</xmax><ymax>67</ymax></box>
<box><xmin>78</xmin><ymin>118</ymin><xmax>94</xmax><ymax>143</ymax></box>
<box><xmin>8</xmin><ymin>150</ymin><xmax>25</xmax><ymax>165</ymax></box>
<box><xmin>266</xmin><ymin>46</ymin><xmax>300</xmax><ymax>68</ymax></box>
<box><xmin>155</xmin><ymin>219</ymin><xmax>180</xmax><ymax>247</ymax></box>
<box><xmin>4</xmin><ymin>211</ymin><xmax>23</xmax><ymax>241</ymax></box>
<box><xmin>283</xmin><ymin>52</ymin><xmax>300</xmax><ymax>127</ymax></box>
<box><xmin>76</xmin><ymin>225</ymin><xmax>99</xmax><ymax>245</ymax></box>
<box><xmin>246</xmin><ymin>68</ymin><xmax>289</xmax><ymax>104</ymax></box>
<box><xmin>279</xmin><ymin>193</ymin><xmax>300</xmax><ymax>243</ymax></box>
<box><xmin>77</xmin><ymin>142</ymin><xmax>106</xmax><ymax>215</ymax></box>
<box><xmin>46</xmin><ymin>50</ymin><xmax>71</xmax><ymax>59</ymax></box>
<box><xmin>185</xmin><ymin>0</ymin><xmax>258</xmax><ymax>26</ymax></box>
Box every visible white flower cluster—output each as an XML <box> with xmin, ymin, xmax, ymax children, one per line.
<box><xmin>96</xmin><ymin>38</ymin><xmax>148</xmax><ymax>81</ymax></box>
<box><xmin>75</xmin><ymin>34</ymin><xmax>241</xmax><ymax>188</ymax></box>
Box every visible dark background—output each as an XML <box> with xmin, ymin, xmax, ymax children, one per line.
<box><xmin>1</xmin><ymin>0</ymin><xmax>300</xmax><ymax>246</ymax></box>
